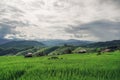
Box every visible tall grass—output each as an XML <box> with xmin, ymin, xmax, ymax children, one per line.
<box><xmin>0</xmin><ymin>51</ymin><xmax>120</xmax><ymax>80</ymax></box>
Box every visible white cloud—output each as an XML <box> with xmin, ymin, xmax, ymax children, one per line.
<box><xmin>0</xmin><ymin>0</ymin><xmax>120</xmax><ymax>41</ymax></box>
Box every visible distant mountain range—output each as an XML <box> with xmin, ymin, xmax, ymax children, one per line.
<box><xmin>85</xmin><ymin>40</ymin><xmax>120</xmax><ymax>48</ymax></box>
<box><xmin>0</xmin><ymin>38</ymin><xmax>92</xmax><ymax>48</ymax></box>
<box><xmin>0</xmin><ymin>38</ymin><xmax>11</xmax><ymax>45</ymax></box>
<box><xmin>0</xmin><ymin>39</ymin><xmax>45</xmax><ymax>49</ymax></box>
<box><xmin>41</xmin><ymin>39</ymin><xmax>92</xmax><ymax>46</ymax></box>
<box><xmin>0</xmin><ymin>38</ymin><xmax>120</xmax><ymax>56</ymax></box>
<box><xmin>1</xmin><ymin>38</ymin><xmax>120</xmax><ymax>49</ymax></box>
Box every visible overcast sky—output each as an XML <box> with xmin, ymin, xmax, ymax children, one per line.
<box><xmin>0</xmin><ymin>0</ymin><xmax>120</xmax><ymax>41</ymax></box>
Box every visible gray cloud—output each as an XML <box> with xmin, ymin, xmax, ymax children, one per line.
<box><xmin>0</xmin><ymin>0</ymin><xmax>120</xmax><ymax>41</ymax></box>
<box><xmin>0</xmin><ymin>19</ymin><xmax>33</xmax><ymax>38</ymax></box>
<box><xmin>0</xmin><ymin>24</ymin><xmax>15</xmax><ymax>38</ymax></box>
<box><xmin>65</xmin><ymin>20</ymin><xmax>120</xmax><ymax>41</ymax></box>
<box><xmin>99</xmin><ymin>0</ymin><xmax>120</xmax><ymax>5</ymax></box>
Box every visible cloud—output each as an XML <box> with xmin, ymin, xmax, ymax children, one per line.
<box><xmin>0</xmin><ymin>0</ymin><xmax>120</xmax><ymax>41</ymax></box>
<box><xmin>65</xmin><ymin>20</ymin><xmax>120</xmax><ymax>41</ymax></box>
<box><xmin>0</xmin><ymin>23</ymin><xmax>15</xmax><ymax>38</ymax></box>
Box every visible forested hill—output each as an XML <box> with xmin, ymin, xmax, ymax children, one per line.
<box><xmin>0</xmin><ymin>41</ymin><xmax>45</xmax><ymax>49</ymax></box>
<box><xmin>0</xmin><ymin>39</ymin><xmax>120</xmax><ymax>56</ymax></box>
<box><xmin>85</xmin><ymin>40</ymin><xmax>120</xmax><ymax>48</ymax></box>
<box><xmin>0</xmin><ymin>38</ymin><xmax>11</xmax><ymax>45</ymax></box>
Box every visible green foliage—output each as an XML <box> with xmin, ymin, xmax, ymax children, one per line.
<box><xmin>16</xmin><ymin>47</ymin><xmax>40</xmax><ymax>56</ymax></box>
<box><xmin>86</xmin><ymin>40</ymin><xmax>120</xmax><ymax>48</ymax></box>
<box><xmin>0</xmin><ymin>48</ymin><xmax>21</xmax><ymax>56</ymax></box>
<box><xmin>34</xmin><ymin>46</ymin><xmax>59</xmax><ymax>56</ymax></box>
<box><xmin>0</xmin><ymin>41</ymin><xmax>45</xmax><ymax>49</ymax></box>
<box><xmin>73</xmin><ymin>47</ymin><xmax>86</xmax><ymax>53</ymax></box>
<box><xmin>49</xmin><ymin>46</ymin><xmax>76</xmax><ymax>55</ymax></box>
<box><xmin>0</xmin><ymin>51</ymin><xmax>120</xmax><ymax>80</ymax></box>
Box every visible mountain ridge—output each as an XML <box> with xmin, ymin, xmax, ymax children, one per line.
<box><xmin>0</xmin><ymin>40</ymin><xmax>45</xmax><ymax>49</ymax></box>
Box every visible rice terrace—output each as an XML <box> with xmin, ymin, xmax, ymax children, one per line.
<box><xmin>0</xmin><ymin>0</ymin><xmax>120</xmax><ymax>80</ymax></box>
<box><xmin>0</xmin><ymin>41</ymin><xmax>120</xmax><ymax>80</ymax></box>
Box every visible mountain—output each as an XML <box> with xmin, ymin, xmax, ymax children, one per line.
<box><xmin>0</xmin><ymin>39</ymin><xmax>120</xmax><ymax>56</ymax></box>
<box><xmin>0</xmin><ymin>38</ymin><xmax>92</xmax><ymax>48</ymax></box>
<box><xmin>0</xmin><ymin>40</ymin><xmax>45</xmax><ymax>49</ymax></box>
<box><xmin>41</xmin><ymin>39</ymin><xmax>92</xmax><ymax>46</ymax></box>
<box><xmin>85</xmin><ymin>40</ymin><xmax>120</xmax><ymax>48</ymax></box>
<box><xmin>0</xmin><ymin>38</ymin><xmax>11</xmax><ymax>45</ymax></box>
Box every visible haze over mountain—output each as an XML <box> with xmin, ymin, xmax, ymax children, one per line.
<box><xmin>0</xmin><ymin>38</ymin><xmax>11</xmax><ymax>45</ymax></box>
<box><xmin>42</xmin><ymin>39</ymin><xmax>92</xmax><ymax>46</ymax></box>
<box><xmin>0</xmin><ymin>38</ymin><xmax>92</xmax><ymax>47</ymax></box>
<box><xmin>0</xmin><ymin>0</ymin><xmax>120</xmax><ymax>41</ymax></box>
<box><xmin>0</xmin><ymin>40</ymin><xmax>45</xmax><ymax>49</ymax></box>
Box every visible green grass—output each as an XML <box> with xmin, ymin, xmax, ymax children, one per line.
<box><xmin>0</xmin><ymin>51</ymin><xmax>120</xmax><ymax>80</ymax></box>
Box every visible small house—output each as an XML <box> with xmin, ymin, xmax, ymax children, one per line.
<box><xmin>77</xmin><ymin>49</ymin><xmax>87</xmax><ymax>53</ymax></box>
<box><xmin>24</xmin><ymin>53</ymin><xmax>33</xmax><ymax>57</ymax></box>
<box><xmin>101</xmin><ymin>49</ymin><xmax>112</xmax><ymax>53</ymax></box>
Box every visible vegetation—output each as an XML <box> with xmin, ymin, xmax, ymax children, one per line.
<box><xmin>0</xmin><ymin>51</ymin><xmax>120</xmax><ymax>80</ymax></box>
<box><xmin>85</xmin><ymin>40</ymin><xmax>120</xmax><ymax>48</ymax></box>
<box><xmin>0</xmin><ymin>41</ymin><xmax>45</xmax><ymax>49</ymax></box>
<box><xmin>0</xmin><ymin>40</ymin><xmax>120</xmax><ymax>80</ymax></box>
<box><xmin>0</xmin><ymin>40</ymin><xmax>120</xmax><ymax>56</ymax></box>
<box><xmin>0</xmin><ymin>48</ymin><xmax>21</xmax><ymax>56</ymax></box>
<box><xmin>34</xmin><ymin>46</ymin><xmax>59</xmax><ymax>56</ymax></box>
<box><xmin>49</xmin><ymin>46</ymin><xmax>75</xmax><ymax>55</ymax></box>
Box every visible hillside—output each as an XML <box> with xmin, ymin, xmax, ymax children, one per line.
<box><xmin>0</xmin><ymin>41</ymin><xmax>45</xmax><ymax>49</ymax></box>
<box><xmin>0</xmin><ymin>38</ymin><xmax>11</xmax><ymax>45</ymax></box>
<box><xmin>42</xmin><ymin>39</ymin><xmax>92</xmax><ymax>46</ymax></box>
<box><xmin>0</xmin><ymin>51</ymin><xmax>120</xmax><ymax>80</ymax></box>
<box><xmin>0</xmin><ymin>40</ymin><xmax>120</xmax><ymax>56</ymax></box>
<box><xmin>85</xmin><ymin>40</ymin><xmax>120</xmax><ymax>48</ymax></box>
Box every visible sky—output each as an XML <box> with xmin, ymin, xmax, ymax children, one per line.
<box><xmin>0</xmin><ymin>0</ymin><xmax>120</xmax><ymax>41</ymax></box>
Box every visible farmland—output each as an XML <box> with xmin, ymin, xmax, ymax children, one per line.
<box><xmin>0</xmin><ymin>51</ymin><xmax>120</xmax><ymax>80</ymax></box>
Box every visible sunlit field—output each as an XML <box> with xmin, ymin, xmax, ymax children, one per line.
<box><xmin>0</xmin><ymin>51</ymin><xmax>120</xmax><ymax>80</ymax></box>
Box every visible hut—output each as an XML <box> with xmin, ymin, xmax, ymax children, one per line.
<box><xmin>77</xmin><ymin>49</ymin><xmax>87</xmax><ymax>53</ymax></box>
<box><xmin>101</xmin><ymin>49</ymin><xmax>112</xmax><ymax>53</ymax></box>
<box><xmin>24</xmin><ymin>53</ymin><xmax>33</xmax><ymax>57</ymax></box>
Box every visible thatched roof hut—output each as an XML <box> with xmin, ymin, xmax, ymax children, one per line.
<box><xmin>77</xmin><ymin>49</ymin><xmax>87</xmax><ymax>53</ymax></box>
<box><xmin>24</xmin><ymin>53</ymin><xmax>33</xmax><ymax>57</ymax></box>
